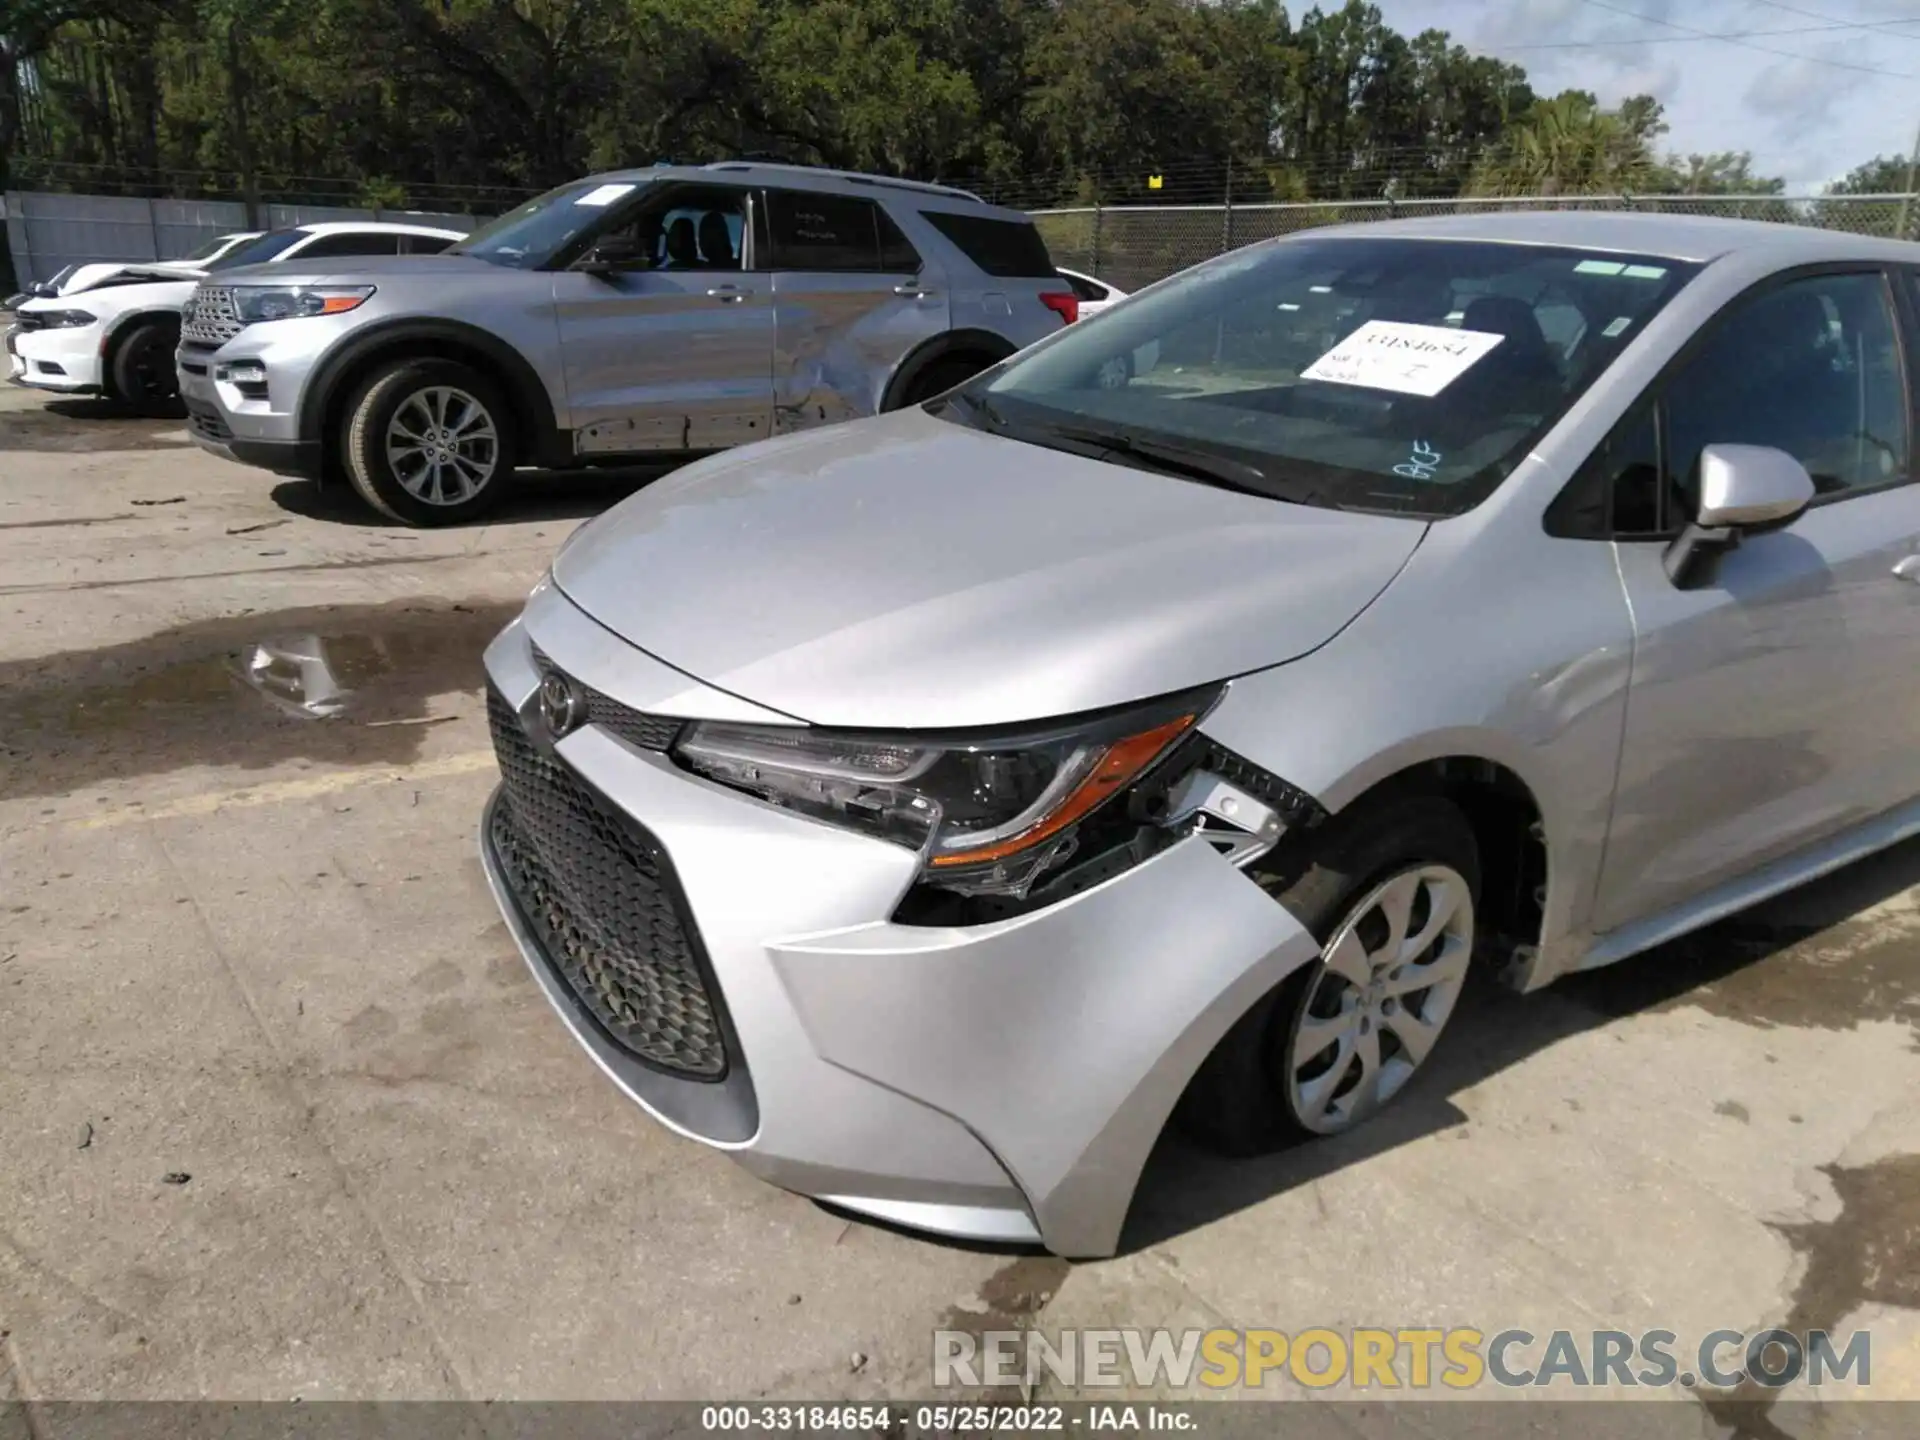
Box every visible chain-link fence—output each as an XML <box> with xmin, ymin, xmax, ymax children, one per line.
<box><xmin>1034</xmin><ymin>193</ymin><xmax>1920</xmax><ymax>294</ymax></box>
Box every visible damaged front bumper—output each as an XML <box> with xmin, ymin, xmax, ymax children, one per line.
<box><xmin>479</xmin><ymin>582</ymin><xmax>1322</xmax><ymax>1258</ymax></box>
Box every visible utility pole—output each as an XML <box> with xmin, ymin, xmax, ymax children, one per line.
<box><xmin>1901</xmin><ymin>117</ymin><xmax>1920</xmax><ymax>242</ymax></box>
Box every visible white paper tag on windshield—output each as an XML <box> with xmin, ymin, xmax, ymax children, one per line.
<box><xmin>1302</xmin><ymin>320</ymin><xmax>1506</xmax><ymax>397</ymax></box>
<box><xmin>575</xmin><ymin>182</ymin><xmax>636</xmax><ymax>208</ymax></box>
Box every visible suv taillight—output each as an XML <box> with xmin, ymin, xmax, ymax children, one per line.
<box><xmin>1040</xmin><ymin>291</ymin><xmax>1079</xmax><ymax>326</ymax></box>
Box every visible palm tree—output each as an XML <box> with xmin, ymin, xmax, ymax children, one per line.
<box><xmin>1469</xmin><ymin>93</ymin><xmax>1655</xmax><ymax>199</ymax></box>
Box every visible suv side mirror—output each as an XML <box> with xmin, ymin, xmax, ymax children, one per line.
<box><xmin>577</xmin><ymin>232</ymin><xmax>648</xmax><ymax>277</ymax></box>
<box><xmin>1664</xmin><ymin>443</ymin><xmax>1816</xmax><ymax>589</ymax></box>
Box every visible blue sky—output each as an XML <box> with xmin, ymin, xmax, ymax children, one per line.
<box><xmin>1370</xmin><ymin>0</ymin><xmax>1920</xmax><ymax>191</ymax></box>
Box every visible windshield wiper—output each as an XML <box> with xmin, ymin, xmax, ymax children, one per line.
<box><xmin>1029</xmin><ymin>422</ymin><xmax>1272</xmax><ymax>497</ymax></box>
<box><xmin>932</xmin><ymin>388</ymin><xmax>1006</xmax><ymax>429</ymax></box>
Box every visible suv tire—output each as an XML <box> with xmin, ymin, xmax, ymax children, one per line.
<box><xmin>1177</xmin><ymin>794</ymin><xmax>1481</xmax><ymax>1155</ymax></box>
<box><xmin>107</xmin><ymin>318</ymin><xmax>183</xmax><ymax>417</ymax></box>
<box><xmin>897</xmin><ymin>355</ymin><xmax>992</xmax><ymax>408</ymax></box>
<box><xmin>342</xmin><ymin>357</ymin><xmax>513</xmax><ymax>526</ymax></box>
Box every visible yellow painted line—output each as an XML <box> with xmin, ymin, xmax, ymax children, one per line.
<box><xmin>73</xmin><ymin>750</ymin><xmax>498</xmax><ymax>830</ymax></box>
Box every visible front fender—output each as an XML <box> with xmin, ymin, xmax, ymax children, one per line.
<box><xmin>1198</xmin><ymin>521</ymin><xmax>1636</xmax><ymax>988</ymax></box>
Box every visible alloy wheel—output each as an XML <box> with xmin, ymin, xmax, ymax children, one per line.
<box><xmin>384</xmin><ymin>385</ymin><xmax>500</xmax><ymax>505</ymax></box>
<box><xmin>1282</xmin><ymin>864</ymin><xmax>1474</xmax><ymax>1134</ymax></box>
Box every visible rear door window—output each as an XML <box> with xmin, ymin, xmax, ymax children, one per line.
<box><xmin>919</xmin><ymin>211</ymin><xmax>1057</xmax><ymax>278</ymax></box>
<box><xmin>765</xmin><ymin>192</ymin><xmax>887</xmax><ymax>272</ymax></box>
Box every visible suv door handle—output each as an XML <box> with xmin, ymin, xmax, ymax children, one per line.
<box><xmin>1894</xmin><ymin>555</ymin><xmax>1920</xmax><ymax>583</ymax></box>
<box><xmin>706</xmin><ymin>285</ymin><xmax>751</xmax><ymax>303</ymax></box>
<box><xmin>893</xmin><ymin>283</ymin><xmax>939</xmax><ymax>299</ymax></box>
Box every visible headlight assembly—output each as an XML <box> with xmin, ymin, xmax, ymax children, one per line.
<box><xmin>673</xmin><ymin>688</ymin><xmax>1220</xmax><ymax>897</ymax></box>
<box><xmin>231</xmin><ymin>285</ymin><xmax>375</xmax><ymax>323</ymax></box>
<box><xmin>32</xmin><ymin>309</ymin><xmax>96</xmax><ymax>328</ymax></box>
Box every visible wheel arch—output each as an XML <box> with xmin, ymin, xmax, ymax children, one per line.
<box><xmin>100</xmin><ymin>307</ymin><xmax>181</xmax><ymax>367</ymax></box>
<box><xmin>877</xmin><ymin>328</ymin><xmax>1017</xmax><ymax>413</ymax></box>
<box><xmin>300</xmin><ymin>320</ymin><xmax>564</xmax><ymax>468</ymax></box>
<box><xmin>1311</xmin><ymin>745</ymin><xmax>1554</xmax><ymax>992</ymax></box>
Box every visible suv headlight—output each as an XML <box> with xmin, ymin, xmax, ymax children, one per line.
<box><xmin>673</xmin><ymin>688</ymin><xmax>1218</xmax><ymax>897</ymax></box>
<box><xmin>32</xmin><ymin>309</ymin><xmax>96</xmax><ymax>328</ymax></box>
<box><xmin>231</xmin><ymin>285</ymin><xmax>375</xmax><ymax>323</ymax></box>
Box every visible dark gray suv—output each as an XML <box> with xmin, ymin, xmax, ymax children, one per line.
<box><xmin>177</xmin><ymin>162</ymin><xmax>1080</xmax><ymax>525</ymax></box>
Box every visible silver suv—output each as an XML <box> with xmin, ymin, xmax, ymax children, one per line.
<box><xmin>176</xmin><ymin>162</ymin><xmax>1078</xmax><ymax>525</ymax></box>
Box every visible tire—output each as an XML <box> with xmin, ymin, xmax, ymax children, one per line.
<box><xmin>341</xmin><ymin>358</ymin><xmax>514</xmax><ymax>526</ymax></box>
<box><xmin>1177</xmin><ymin>793</ymin><xmax>1481</xmax><ymax>1155</ymax></box>
<box><xmin>107</xmin><ymin>319</ymin><xmax>183</xmax><ymax>416</ymax></box>
<box><xmin>896</xmin><ymin>355</ymin><xmax>992</xmax><ymax>408</ymax></box>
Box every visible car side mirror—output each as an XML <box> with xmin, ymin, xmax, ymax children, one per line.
<box><xmin>576</xmin><ymin>233</ymin><xmax>647</xmax><ymax>277</ymax></box>
<box><xmin>1663</xmin><ymin>443</ymin><xmax>1816</xmax><ymax>589</ymax></box>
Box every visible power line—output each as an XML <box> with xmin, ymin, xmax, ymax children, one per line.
<box><xmin>1496</xmin><ymin>15</ymin><xmax>1920</xmax><ymax>51</ymax></box>
<box><xmin>1739</xmin><ymin>0</ymin><xmax>1920</xmax><ymax>30</ymax></box>
<box><xmin>1572</xmin><ymin>0</ymin><xmax>1919</xmax><ymax>76</ymax></box>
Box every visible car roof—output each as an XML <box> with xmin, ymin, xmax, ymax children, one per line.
<box><xmin>294</xmin><ymin>220</ymin><xmax>465</xmax><ymax>238</ymax></box>
<box><xmin>1294</xmin><ymin>207</ymin><xmax>1920</xmax><ymax>265</ymax></box>
<box><xmin>573</xmin><ymin>161</ymin><xmax>1032</xmax><ymax>221</ymax></box>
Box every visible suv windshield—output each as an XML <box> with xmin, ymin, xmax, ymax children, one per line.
<box><xmin>206</xmin><ymin>230</ymin><xmax>307</xmax><ymax>270</ymax></box>
<box><xmin>954</xmin><ymin>236</ymin><xmax>1698</xmax><ymax>516</ymax></box>
<box><xmin>452</xmin><ymin>179</ymin><xmax>646</xmax><ymax>269</ymax></box>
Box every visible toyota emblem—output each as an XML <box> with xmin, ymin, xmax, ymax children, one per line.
<box><xmin>537</xmin><ymin>670</ymin><xmax>584</xmax><ymax>739</ymax></box>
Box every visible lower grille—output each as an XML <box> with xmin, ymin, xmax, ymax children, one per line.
<box><xmin>184</xmin><ymin>402</ymin><xmax>232</xmax><ymax>443</ymax></box>
<box><xmin>487</xmin><ymin>688</ymin><xmax>729</xmax><ymax>1078</ymax></box>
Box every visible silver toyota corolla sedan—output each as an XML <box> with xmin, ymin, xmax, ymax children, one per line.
<box><xmin>481</xmin><ymin>210</ymin><xmax>1920</xmax><ymax>1258</ymax></box>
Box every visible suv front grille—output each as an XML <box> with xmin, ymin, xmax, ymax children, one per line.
<box><xmin>487</xmin><ymin>688</ymin><xmax>729</xmax><ymax>1079</ymax></box>
<box><xmin>530</xmin><ymin>646</ymin><xmax>684</xmax><ymax>753</ymax></box>
<box><xmin>181</xmin><ymin>286</ymin><xmax>244</xmax><ymax>346</ymax></box>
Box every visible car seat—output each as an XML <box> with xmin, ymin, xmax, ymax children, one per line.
<box><xmin>664</xmin><ymin>217</ymin><xmax>699</xmax><ymax>268</ymax></box>
<box><xmin>698</xmin><ymin>212</ymin><xmax>737</xmax><ymax>269</ymax></box>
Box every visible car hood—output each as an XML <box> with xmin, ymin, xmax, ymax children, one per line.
<box><xmin>551</xmin><ymin>408</ymin><xmax>1428</xmax><ymax>729</ymax></box>
<box><xmin>213</xmin><ymin>252</ymin><xmax>487</xmax><ymax>285</ymax></box>
<box><xmin>23</xmin><ymin>277</ymin><xmax>194</xmax><ymax>314</ymax></box>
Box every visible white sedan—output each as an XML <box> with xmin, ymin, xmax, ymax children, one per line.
<box><xmin>1056</xmin><ymin>267</ymin><xmax>1159</xmax><ymax>386</ymax></box>
<box><xmin>7</xmin><ymin>221</ymin><xmax>461</xmax><ymax>412</ymax></box>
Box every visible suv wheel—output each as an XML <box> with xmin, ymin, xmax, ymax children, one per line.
<box><xmin>1177</xmin><ymin>794</ymin><xmax>1481</xmax><ymax>1155</ymax></box>
<box><xmin>107</xmin><ymin>319</ymin><xmax>183</xmax><ymax>416</ymax></box>
<box><xmin>898</xmin><ymin>355</ymin><xmax>992</xmax><ymax>407</ymax></box>
<box><xmin>342</xmin><ymin>358</ymin><xmax>513</xmax><ymax>526</ymax></box>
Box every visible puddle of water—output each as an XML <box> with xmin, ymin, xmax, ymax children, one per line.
<box><xmin>939</xmin><ymin>1255</ymin><xmax>1072</xmax><ymax>1339</ymax></box>
<box><xmin>0</xmin><ymin>598</ymin><xmax>519</xmax><ymax>801</ymax></box>
<box><xmin>1697</xmin><ymin>1152</ymin><xmax>1920</xmax><ymax>1433</ymax></box>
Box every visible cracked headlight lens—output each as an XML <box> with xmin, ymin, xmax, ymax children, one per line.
<box><xmin>673</xmin><ymin>689</ymin><xmax>1217</xmax><ymax>896</ymax></box>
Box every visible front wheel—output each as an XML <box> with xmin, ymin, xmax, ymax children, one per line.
<box><xmin>342</xmin><ymin>358</ymin><xmax>513</xmax><ymax>526</ymax></box>
<box><xmin>107</xmin><ymin>319</ymin><xmax>183</xmax><ymax>416</ymax></box>
<box><xmin>1177</xmin><ymin>794</ymin><xmax>1481</xmax><ymax>1154</ymax></box>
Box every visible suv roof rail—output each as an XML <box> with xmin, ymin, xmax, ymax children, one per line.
<box><xmin>701</xmin><ymin>160</ymin><xmax>985</xmax><ymax>205</ymax></box>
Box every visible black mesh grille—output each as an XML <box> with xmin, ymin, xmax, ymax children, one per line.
<box><xmin>184</xmin><ymin>401</ymin><xmax>232</xmax><ymax>443</ymax></box>
<box><xmin>487</xmin><ymin>688</ymin><xmax>729</xmax><ymax>1078</ymax></box>
<box><xmin>530</xmin><ymin>646</ymin><xmax>683</xmax><ymax>753</ymax></box>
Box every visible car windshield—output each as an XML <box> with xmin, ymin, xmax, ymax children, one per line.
<box><xmin>954</xmin><ymin>236</ymin><xmax>1699</xmax><ymax>517</ymax></box>
<box><xmin>205</xmin><ymin>230</ymin><xmax>307</xmax><ymax>270</ymax></box>
<box><xmin>183</xmin><ymin>233</ymin><xmax>247</xmax><ymax>262</ymax></box>
<box><xmin>451</xmin><ymin>179</ymin><xmax>645</xmax><ymax>269</ymax></box>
